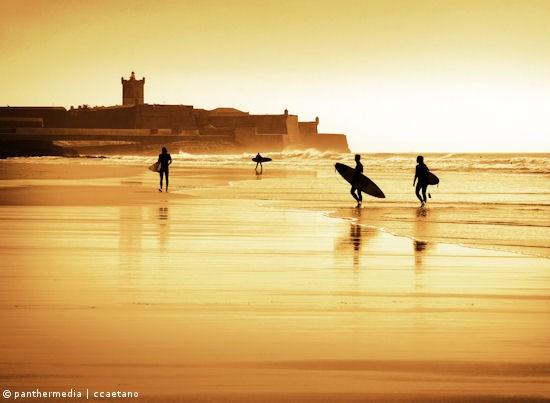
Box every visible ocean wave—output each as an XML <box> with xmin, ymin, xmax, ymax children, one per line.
<box><xmin>167</xmin><ymin>152</ymin><xmax>550</xmax><ymax>174</ymax></box>
<box><xmin>6</xmin><ymin>152</ymin><xmax>549</xmax><ymax>174</ymax></box>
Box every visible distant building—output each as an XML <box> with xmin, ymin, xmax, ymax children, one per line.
<box><xmin>0</xmin><ymin>72</ymin><xmax>349</xmax><ymax>154</ymax></box>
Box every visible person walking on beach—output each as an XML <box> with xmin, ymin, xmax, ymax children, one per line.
<box><xmin>255</xmin><ymin>152</ymin><xmax>264</xmax><ymax>175</ymax></box>
<box><xmin>350</xmin><ymin>154</ymin><xmax>364</xmax><ymax>208</ymax></box>
<box><xmin>158</xmin><ymin>146</ymin><xmax>172</xmax><ymax>192</ymax></box>
<box><xmin>413</xmin><ymin>155</ymin><xmax>429</xmax><ymax>207</ymax></box>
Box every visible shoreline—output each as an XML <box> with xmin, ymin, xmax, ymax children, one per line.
<box><xmin>328</xmin><ymin>208</ymin><xmax>550</xmax><ymax>260</ymax></box>
<box><xmin>1</xmin><ymin>160</ymin><xmax>549</xmax><ymax>400</ymax></box>
<box><xmin>0</xmin><ymin>159</ymin><xmax>548</xmax><ymax>258</ymax></box>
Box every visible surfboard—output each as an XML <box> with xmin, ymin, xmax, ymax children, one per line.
<box><xmin>252</xmin><ymin>157</ymin><xmax>272</xmax><ymax>163</ymax></box>
<box><xmin>148</xmin><ymin>161</ymin><xmax>160</xmax><ymax>172</ymax></box>
<box><xmin>335</xmin><ymin>163</ymin><xmax>385</xmax><ymax>198</ymax></box>
<box><xmin>427</xmin><ymin>171</ymin><xmax>439</xmax><ymax>185</ymax></box>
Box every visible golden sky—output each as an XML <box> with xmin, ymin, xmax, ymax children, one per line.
<box><xmin>1</xmin><ymin>0</ymin><xmax>549</xmax><ymax>152</ymax></box>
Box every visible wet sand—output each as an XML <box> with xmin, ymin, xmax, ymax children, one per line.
<box><xmin>1</xmin><ymin>161</ymin><xmax>549</xmax><ymax>401</ymax></box>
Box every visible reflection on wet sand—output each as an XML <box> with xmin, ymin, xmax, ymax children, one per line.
<box><xmin>413</xmin><ymin>207</ymin><xmax>435</xmax><ymax>271</ymax></box>
<box><xmin>416</xmin><ymin>206</ymin><xmax>428</xmax><ymax>219</ymax></box>
<box><xmin>157</xmin><ymin>205</ymin><xmax>169</xmax><ymax>251</ymax></box>
<box><xmin>414</xmin><ymin>239</ymin><xmax>428</xmax><ymax>253</ymax></box>
<box><xmin>413</xmin><ymin>207</ymin><xmax>434</xmax><ymax>293</ymax></box>
<box><xmin>350</xmin><ymin>224</ymin><xmax>362</xmax><ymax>269</ymax></box>
<box><xmin>335</xmin><ymin>208</ymin><xmax>379</xmax><ymax>270</ymax></box>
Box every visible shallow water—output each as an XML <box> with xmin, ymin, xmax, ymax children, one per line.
<box><xmin>2</xmin><ymin>154</ymin><xmax>550</xmax><ymax>257</ymax></box>
<box><xmin>184</xmin><ymin>162</ymin><xmax>550</xmax><ymax>257</ymax></box>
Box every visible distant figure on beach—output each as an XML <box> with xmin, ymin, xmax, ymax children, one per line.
<box><xmin>350</xmin><ymin>154</ymin><xmax>364</xmax><ymax>207</ymax></box>
<box><xmin>254</xmin><ymin>152</ymin><xmax>264</xmax><ymax>175</ymax></box>
<box><xmin>413</xmin><ymin>155</ymin><xmax>430</xmax><ymax>207</ymax></box>
<box><xmin>158</xmin><ymin>147</ymin><xmax>172</xmax><ymax>192</ymax></box>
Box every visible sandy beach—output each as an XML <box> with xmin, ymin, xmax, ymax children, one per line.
<box><xmin>3</xmin><ymin>0</ymin><xmax>550</xmax><ymax>400</ymax></box>
<box><xmin>1</xmin><ymin>156</ymin><xmax>549</xmax><ymax>402</ymax></box>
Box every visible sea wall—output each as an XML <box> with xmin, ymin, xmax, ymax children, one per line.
<box><xmin>304</xmin><ymin>133</ymin><xmax>349</xmax><ymax>152</ymax></box>
<box><xmin>65</xmin><ymin>106</ymin><xmax>136</xmax><ymax>128</ymax></box>
<box><xmin>0</xmin><ymin>140</ymin><xmax>77</xmax><ymax>158</ymax></box>
<box><xmin>1</xmin><ymin>106</ymin><xmax>349</xmax><ymax>153</ymax></box>
<box><xmin>16</xmin><ymin>127</ymin><xmax>150</xmax><ymax>136</ymax></box>
<box><xmin>285</xmin><ymin>115</ymin><xmax>301</xmax><ymax>143</ymax></box>
<box><xmin>14</xmin><ymin>127</ymin><xmax>203</xmax><ymax>136</ymax></box>
<box><xmin>234</xmin><ymin>127</ymin><xmax>285</xmax><ymax>151</ymax></box>
<box><xmin>0</xmin><ymin>107</ymin><xmax>67</xmax><ymax>127</ymax></box>
<box><xmin>298</xmin><ymin>121</ymin><xmax>318</xmax><ymax>135</ymax></box>
<box><xmin>0</xmin><ymin>117</ymin><xmax>43</xmax><ymax>128</ymax></box>
<box><xmin>136</xmin><ymin>105</ymin><xmax>196</xmax><ymax>129</ymax></box>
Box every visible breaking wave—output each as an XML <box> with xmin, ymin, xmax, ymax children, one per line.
<box><xmin>8</xmin><ymin>151</ymin><xmax>549</xmax><ymax>174</ymax></box>
<box><xmin>168</xmin><ymin>151</ymin><xmax>549</xmax><ymax>173</ymax></box>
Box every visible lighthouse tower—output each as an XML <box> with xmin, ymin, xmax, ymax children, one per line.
<box><xmin>121</xmin><ymin>71</ymin><xmax>145</xmax><ymax>105</ymax></box>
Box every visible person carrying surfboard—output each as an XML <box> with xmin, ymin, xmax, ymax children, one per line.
<box><xmin>254</xmin><ymin>152</ymin><xmax>263</xmax><ymax>174</ymax></box>
<box><xmin>158</xmin><ymin>146</ymin><xmax>172</xmax><ymax>192</ymax></box>
<box><xmin>413</xmin><ymin>155</ymin><xmax>429</xmax><ymax>207</ymax></box>
<box><xmin>335</xmin><ymin>158</ymin><xmax>385</xmax><ymax>204</ymax></box>
<box><xmin>350</xmin><ymin>154</ymin><xmax>364</xmax><ymax>207</ymax></box>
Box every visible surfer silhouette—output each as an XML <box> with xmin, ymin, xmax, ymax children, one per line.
<box><xmin>413</xmin><ymin>155</ymin><xmax>429</xmax><ymax>207</ymax></box>
<box><xmin>350</xmin><ymin>154</ymin><xmax>364</xmax><ymax>207</ymax></box>
<box><xmin>158</xmin><ymin>147</ymin><xmax>172</xmax><ymax>192</ymax></box>
<box><xmin>254</xmin><ymin>152</ymin><xmax>263</xmax><ymax>175</ymax></box>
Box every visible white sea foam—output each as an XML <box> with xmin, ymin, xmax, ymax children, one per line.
<box><xmin>7</xmin><ymin>152</ymin><xmax>550</xmax><ymax>173</ymax></box>
<box><xmin>169</xmin><ymin>151</ymin><xmax>550</xmax><ymax>174</ymax></box>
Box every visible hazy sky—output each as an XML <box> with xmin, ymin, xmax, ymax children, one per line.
<box><xmin>1</xmin><ymin>0</ymin><xmax>549</xmax><ymax>152</ymax></box>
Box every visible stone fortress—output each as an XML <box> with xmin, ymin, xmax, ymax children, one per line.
<box><xmin>0</xmin><ymin>72</ymin><xmax>349</xmax><ymax>155</ymax></box>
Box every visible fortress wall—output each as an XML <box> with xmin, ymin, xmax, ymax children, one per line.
<box><xmin>304</xmin><ymin>133</ymin><xmax>349</xmax><ymax>152</ymax></box>
<box><xmin>248</xmin><ymin>115</ymin><xmax>287</xmax><ymax>134</ymax></box>
<box><xmin>207</xmin><ymin>116</ymin><xmax>252</xmax><ymax>129</ymax></box>
<box><xmin>234</xmin><ymin>127</ymin><xmax>285</xmax><ymax>151</ymax></box>
<box><xmin>0</xmin><ymin>117</ymin><xmax>43</xmax><ymax>128</ymax></box>
<box><xmin>207</xmin><ymin>108</ymin><xmax>249</xmax><ymax>117</ymax></box>
<box><xmin>244</xmin><ymin>134</ymin><xmax>285</xmax><ymax>151</ymax></box>
<box><xmin>60</xmin><ymin>105</ymin><xmax>197</xmax><ymax>130</ymax></box>
<box><xmin>139</xmin><ymin>115</ymin><xmax>197</xmax><ymax>129</ymax></box>
<box><xmin>206</xmin><ymin>115</ymin><xmax>288</xmax><ymax>135</ymax></box>
<box><xmin>298</xmin><ymin>121</ymin><xmax>318</xmax><ymax>135</ymax></box>
<box><xmin>2</xmin><ymin>103</ymin><xmax>350</xmax><ymax>152</ymax></box>
<box><xmin>281</xmin><ymin>134</ymin><xmax>294</xmax><ymax>148</ymax></box>
<box><xmin>198</xmin><ymin>128</ymin><xmax>235</xmax><ymax>137</ymax></box>
<box><xmin>234</xmin><ymin>127</ymin><xmax>257</xmax><ymax>144</ymax></box>
<box><xmin>155</xmin><ymin>128</ymin><xmax>199</xmax><ymax>136</ymax></box>
<box><xmin>0</xmin><ymin>107</ymin><xmax>68</xmax><ymax>127</ymax></box>
<box><xmin>285</xmin><ymin>115</ymin><xmax>301</xmax><ymax>143</ymax></box>
<box><xmin>64</xmin><ymin>107</ymin><xmax>137</xmax><ymax>128</ymax></box>
<box><xmin>14</xmin><ymin>127</ymin><xmax>204</xmax><ymax>137</ymax></box>
<box><xmin>15</xmin><ymin>128</ymin><xmax>152</xmax><ymax>136</ymax></box>
<box><xmin>192</xmin><ymin>109</ymin><xmax>212</xmax><ymax>127</ymax></box>
<box><xmin>137</xmin><ymin>105</ymin><xmax>196</xmax><ymax>129</ymax></box>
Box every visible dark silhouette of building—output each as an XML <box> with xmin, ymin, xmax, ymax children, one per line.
<box><xmin>122</xmin><ymin>71</ymin><xmax>144</xmax><ymax>106</ymax></box>
<box><xmin>0</xmin><ymin>72</ymin><xmax>349</xmax><ymax>155</ymax></box>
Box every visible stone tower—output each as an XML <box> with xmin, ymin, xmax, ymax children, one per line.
<box><xmin>121</xmin><ymin>71</ymin><xmax>145</xmax><ymax>105</ymax></box>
